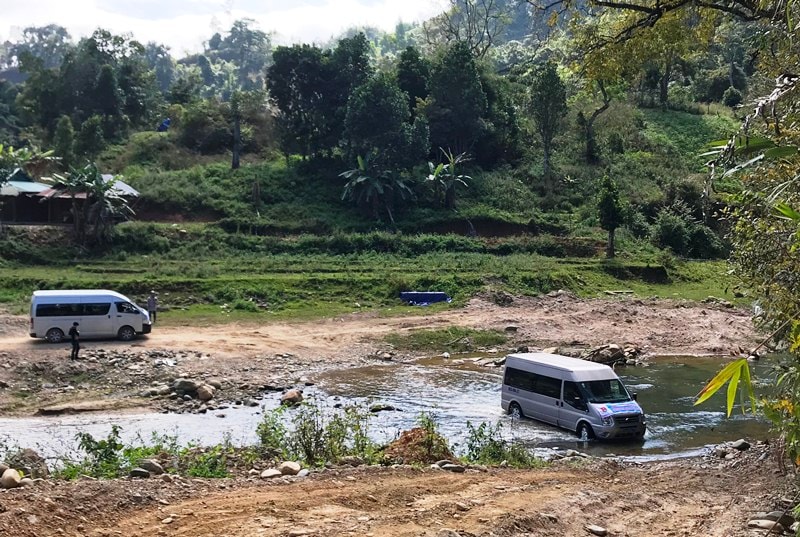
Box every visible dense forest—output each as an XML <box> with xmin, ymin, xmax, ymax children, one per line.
<box><xmin>0</xmin><ymin>0</ymin><xmax>765</xmax><ymax>260</ymax></box>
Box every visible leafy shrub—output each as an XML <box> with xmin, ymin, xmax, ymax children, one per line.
<box><xmin>624</xmin><ymin>208</ymin><xmax>652</xmax><ymax>239</ymax></box>
<box><xmin>722</xmin><ymin>86</ymin><xmax>743</xmax><ymax>108</ymax></box>
<box><xmin>464</xmin><ymin>421</ymin><xmax>542</xmax><ymax>467</ymax></box>
<box><xmin>257</xmin><ymin>401</ymin><xmax>379</xmax><ymax>467</ymax></box>
<box><xmin>179</xmin><ymin>100</ymin><xmax>232</xmax><ymax>153</ymax></box>
<box><xmin>183</xmin><ymin>444</ymin><xmax>230</xmax><ymax>478</ymax></box>
<box><xmin>688</xmin><ymin>225</ymin><xmax>727</xmax><ymax>259</ymax></box>
<box><xmin>652</xmin><ymin>210</ymin><xmax>690</xmax><ymax>255</ymax></box>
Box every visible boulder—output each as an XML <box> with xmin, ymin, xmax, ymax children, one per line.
<box><xmin>196</xmin><ymin>384</ymin><xmax>216</xmax><ymax>402</ymax></box>
<box><xmin>206</xmin><ymin>379</ymin><xmax>223</xmax><ymax>390</ymax></box>
<box><xmin>441</xmin><ymin>464</ymin><xmax>465</xmax><ymax>473</ymax></box>
<box><xmin>748</xmin><ymin>520</ymin><xmax>784</xmax><ymax>532</ymax></box>
<box><xmin>369</xmin><ymin>404</ymin><xmax>397</xmax><ymax>413</ymax></box>
<box><xmin>137</xmin><ymin>459</ymin><xmax>165</xmax><ymax>475</ymax></box>
<box><xmin>280</xmin><ymin>389</ymin><xmax>304</xmax><ymax>406</ymax></box>
<box><xmin>731</xmin><ymin>439</ymin><xmax>750</xmax><ymax>451</ymax></box>
<box><xmin>278</xmin><ymin>461</ymin><xmax>302</xmax><ymax>476</ymax></box>
<box><xmin>583</xmin><ymin>344</ymin><xmax>625</xmax><ymax>364</ymax></box>
<box><xmin>260</xmin><ymin>469</ymin><xmax>283</xmax><ymax>479</ymax></box>
<box><xmin>0</xmin><ymin>463</ymin><xmax>8</xmax><ymax>475</ymax></box>
<box><xmin>585</xmin><ymin>524</ymin><xmax>608</xmax><ymax>536</ymax></box>
<box><xmin>341</xmin><ymin>456</ymin><xmax>364</xmax><ymax>467</ymax></box>
<box><xmin>129</xmin><ymin>468</ymin><xmax>151</xmax><ymax>478</ymax></box>
<box><xmin>1</xmin><ymin>468</ymin><xmax>21</xmax><ymax>489</ymax></box>
<box><xmin>18</xmin><ymin>477</ymin><xmax>34</xmax><ymax>487</ymax></box>
<box><xmin>6</xmin><ymin>448</ymin><xmax>49</xmax><ymax>478</ymax></box>
<box><xmin>764</xmin><ymin>511</ymin><xmax>795</xmax><ymax>529</ymax></box>
<box><xmin>172</xmin><ymin>378</ymin><xmax>199</xmax><ymax>395</ymax></box>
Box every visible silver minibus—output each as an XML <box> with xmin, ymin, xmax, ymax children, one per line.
<box><xmin>30</xmin><ymin>290</ymin><xmax>152</xmax><ymax>342</ymax></box>
<box><xmin>501</xmin><ymin>352</ymin><xmax>646</xmax><ymax>440</ymax></box>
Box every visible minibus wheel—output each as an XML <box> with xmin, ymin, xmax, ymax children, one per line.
<box><xmin>508</xmin><ymin>402</ymin><xmax>523</xmax><ymax>419</ymax></box>
<box><xmin>577</xmin><ymin>422</ymin><xmax>595</xmax><ymax>441</ymax></box>
<box><xmin>117</xmin><ymin>326</ymin><xmax>136</xmax><ymax>341</ymax></box>
<box><xmin>45</xmin><ymin>328</ymin><xmax>65</xmax><ymax>343</ymax></box>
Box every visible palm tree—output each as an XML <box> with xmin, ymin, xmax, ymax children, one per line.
<box><xmin>340</xmin><ymin>154</ymin><xmax>414</xmax><ymax>225</ymax></box>
<box><xmin>426</xmin><ymin>148</ymin><xmax>471</xmax><ymax>209</ymax></box>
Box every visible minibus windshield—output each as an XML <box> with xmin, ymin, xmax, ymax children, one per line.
<box><xmin>578</xmin><ymin>379</ymin><xmax>631</xmax><ymax>404</ymax></box>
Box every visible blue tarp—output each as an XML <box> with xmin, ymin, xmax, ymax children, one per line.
<box><xmin>400</xmin><ymin>291</ymin><xmax>452</xmax><ymax>306</ymax></box>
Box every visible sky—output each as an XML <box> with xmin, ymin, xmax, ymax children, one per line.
<box><xmin>0</xmin><ymin>0</ymin><xmax>447</xmax><ymax>55</ymax></box>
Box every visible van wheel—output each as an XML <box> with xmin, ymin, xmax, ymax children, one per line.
<box><xmin>508</xmin><ymin>402</ymin><xmax>523</xmax><ymax>419</ymax></box>
<box><xmin>117</xmin><ymin>326</ymin><xmax>136</xmax><ymax>341</ymax></box>
<box><xmin>577</xmin><ymin>422</ymin><xmax>595</xmax><ymax>441</ymax></box>
<box><xmin>45</xmin><ymin>328</ymin><xmax>65</xmax><ymax>343</ymax></box>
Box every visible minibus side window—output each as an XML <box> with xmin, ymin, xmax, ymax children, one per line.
<box><xmin>116</xmin><ymin>302</ymin><xmax>138</xmax><ymax>314</ymax></box>
<box><xmin>532</xmin><ymin>374</ymin><xmax>561</xmax><ymax>399</ymax></box>
<box><xmin>82</xmin><ymin>303</ymin><xmax>111</xmax><ymax>316</ymax></box>
<box><xmin>36</xmin><ymin>303</ymin><xmax>80</xmax><ymax>316</ymax></box>
<box><xmin>504</xmin><ymin>367</ymin><xmax>535</xmax><ymax>391</ymax></box>
<box><xmin>564</xmin><ymin>382</ymin><xmax>587</xmax><ymax>410</ymax></box>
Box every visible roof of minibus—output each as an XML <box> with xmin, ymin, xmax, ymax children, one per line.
<box><xmin>32</xmin><ymin>290</ymin><xmax>128</xmax><ymax>300</ymax></box>
<box><xmin>505</xmin><ymin>353</ymin><xmax>616</xmax><ymax>375</ymax></box>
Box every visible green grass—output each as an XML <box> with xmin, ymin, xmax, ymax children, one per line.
<box><xmin>0</xmin><ymin>241</ymin><xmax>740</xmax><ymax>322</ymax></box>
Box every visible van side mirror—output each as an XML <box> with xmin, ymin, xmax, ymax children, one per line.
<box><xmin>631</xmin><ymin>392</ymin><xmax>638</xmax><ymax>401</ymax></box>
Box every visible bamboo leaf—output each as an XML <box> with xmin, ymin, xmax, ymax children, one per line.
<box><xmin>726</xmin><ymin>367</ymin><xmax>741</xmax><ymax>417</ymax></box>
<box><xmin>775</xmin><ymin>202</ymin><xmax>800</xmax><ymax>221</ymax></box>
<box><xmin>764</xmin><ymin>146</ymin><xmax>798</xmax><ymax>159</ymax></box>
<box><xmin>741</xmin><ymin>361</ymin><xmax>757</xmax><ymax>412</ymax></box>
<box><xmin>695</xmin><ymin>359</ymin><xmax>749</xmax><ymax>406</ymax></box>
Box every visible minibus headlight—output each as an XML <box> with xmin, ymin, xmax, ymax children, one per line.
<box><xmin>601</xmin><ymin>416</ymin><xmax>614</xmax><ymax>426</ymax></box>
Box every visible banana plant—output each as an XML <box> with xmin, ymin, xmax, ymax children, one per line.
<box><xmin>425</xmin><ymin>148</ymin><xmax>471</xmax><ymax>210</ymax></box>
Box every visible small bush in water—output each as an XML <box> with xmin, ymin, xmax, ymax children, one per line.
<box><xmin>256</xmin><ymin>400</ymin><xmax>379</xmax><ymax>467</ymax></box>
<box><xmin>464</xmin><ymin>421</ymin><xmax>544</xmax><ymax>468</ymax></box>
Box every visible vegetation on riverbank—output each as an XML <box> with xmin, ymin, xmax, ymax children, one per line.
<box><xmin>1</xmin><ymin>403</ymin><xmax>545</xmax><ymax>482</ymax></box>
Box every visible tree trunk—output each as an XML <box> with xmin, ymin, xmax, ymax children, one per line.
<box><xmin>659</xmin><ymin>55</ymin><xmax>673</xmax><ymax>107</ymax></box>
<box><xmin>606</xmin><ymin>228</ymin><xmax>616</xmax><ymax>258</ymax></box>
<box><xmin>585</xmin><ymin>81</ymin><xmax>611</xmax><ymax>164</ymax></box>
<box><xmin>542</xmin><ymin>141</ymin><xmax>552</xmax><ymax>193</ymax></box>
<box><xmin>445</xmin><ymin>185</ymin><xmax>456</xmax><ymax>209</ymax></box>
<box><xmin>232</xmin><ymin>114</ymin><xmax>241</xmax><ymax>170</ymax></box>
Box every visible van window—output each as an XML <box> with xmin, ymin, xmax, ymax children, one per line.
<box><xmin>82</xmin><ymin>303</ymin><xmax>111</xmax><ymax>316</ymax></box>
<box><xmin>579</xmin><ymin>379</ymin><xmax>630</xmax><ymax>404</ymax></box>
<box><xmin>534</xmin><ymin>375</ymin><xmax>562</xmax><ymax>398</ymax></box>
<box><xmin>116</xmin><ymin>302</ymin><xmax>138</xmax><ymax>314</ymax></box>
<box><xmin>504</xmin><ymin>367</ymin><xmax>561</xmax><ymax>399</ymax></box>
<box><xmin>36</xmin><ymin>303</ymin><xmax>81</xmax><ymax>317</ymax></box>
<box><xmin>563</xmin><ymin>381</ymin><xmax>587</xmax><ymax>409</ymax></box>
<box><xmin>504</xmin><ymin>367</ymin><xmax>535</xmax><ymax>391</ymax></box>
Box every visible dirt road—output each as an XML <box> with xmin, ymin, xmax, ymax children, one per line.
<box><xmin>0</xmin><ymin>293</ymin><xmax>758</xmax><ymax>415</ymax></box>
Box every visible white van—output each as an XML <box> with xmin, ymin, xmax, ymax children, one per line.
<box><xmin>30</xmin><ymin>290</ymin><xmax>152</xmax><ymax>343</ymax></box>
<box><xmin>501</xmin><ymin>353</ymin><xmax>646</xmax><ymax>440</ymax></box>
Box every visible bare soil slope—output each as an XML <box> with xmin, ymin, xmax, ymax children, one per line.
<box><xmin>0</xmin><ymin>454</ymin><xmax>788</xmax><ymax>537</ymax></box>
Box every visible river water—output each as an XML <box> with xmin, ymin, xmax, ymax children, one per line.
<box><xmin>0</xmin><ymin>355</ymin><xmax>777</xmax><ymax>462</ymax></box>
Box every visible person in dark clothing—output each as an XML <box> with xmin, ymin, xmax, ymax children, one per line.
<box><xmin>147</xmin><ymin>291</ymin><xmax>158</xmax><ymax>323</ymax></box>
<box><xmin>69</xmin><ymin>322</ymin><xmax>80</xmax><ymax>360</ymax></box>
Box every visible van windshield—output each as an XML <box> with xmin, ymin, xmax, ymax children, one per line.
<box><xmin>578</xmin><ymin>379</ymin><xmax>631</xmax><ymax>404</ymax></box>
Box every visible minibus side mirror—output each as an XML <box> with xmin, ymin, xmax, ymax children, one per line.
<box><xmin>631</xmin><ymin>392</ymin><xmax>638</xmax><ymax>401</ymax></box>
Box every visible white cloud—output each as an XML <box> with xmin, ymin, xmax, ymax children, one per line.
<box><xmin>0</xmin><ymin>0</ymin><xmax>446</xmax><ymax>55</ymax></box>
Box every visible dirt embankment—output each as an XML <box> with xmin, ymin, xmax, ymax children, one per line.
<box><xmin>0</xmin><ymin>449</ymin><xmax>792</xmax><ymax>537</ymax></box>
<box><xmin>0</xmin><ymin>293</ymin><xmax>758</xmax><ymax>415</ymax></box>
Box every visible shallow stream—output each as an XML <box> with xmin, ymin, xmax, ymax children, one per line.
<box><xmin>0</xmin><ymin>355</ymin><xmax>777</xmax><ymax>462</ymax></box>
